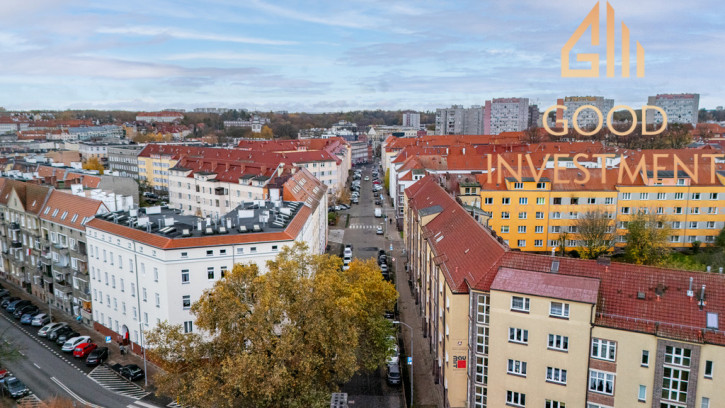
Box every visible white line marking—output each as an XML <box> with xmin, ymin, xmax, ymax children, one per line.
<box><xmin>33</xmin><ymin>363</ymin><xmax>41</xmax><ymax>369</ymax></box>
<box><xmin>134</xmin><ymin>401</ymin><xmax>161</xmax><ymax>408</ymax></box>
<box><xmin>18</xmin><ymin>351</ymin><xmax>25</xmax><ymax>356</ymax></box>
<box><xmin>51</xmin><ymin>376</ymin><xmax>104</xmax><ymax>408</ymax></box>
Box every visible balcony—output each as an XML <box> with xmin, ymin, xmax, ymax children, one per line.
<box><xmin>10</xmin><ymin>240</ymin><xmax>22</xmax><ymax>249</ymax></box>
<box><xmin>9</xmin><ymin>222</ymin><xmax>19</xmax><ymax>231</ymax></box>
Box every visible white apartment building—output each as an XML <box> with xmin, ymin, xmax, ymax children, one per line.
<box><xmin>484</xmin><ymin>98</ymin><xmax>530</xmax><ymax>134</ymax></box>
<box><xmin>85</xmin><ymin>170</ymin><xmax>327</xmax><ymax>351</ymax></box>
<box><xmin>562</xmin><ymin>96</ymin><xmax>614</xmax><ymax>130</ymax></box>
<box><xmin>646</xmin><ymin>93</ymin><xmax>700</xmax><ymax>126</ymax></box>
<box><xmin>135</xmin><ymin>112</ymin><xmax>184</xmax><ymax>123</ymax></box>
<box><xmin>435</xmin><ymin>106</ymin><xmax>484</xmax><ymax>135</ymax></box>
<box><xmin>402</xmin><ymin>112</ymin><xmax>421</xmax><ymax>129</ymax></box>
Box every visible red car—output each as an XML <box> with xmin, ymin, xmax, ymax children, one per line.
<box><xmin>73</xmin><ymin>342</ymin><xmax>97</xmax><ymax>358</ymax></box>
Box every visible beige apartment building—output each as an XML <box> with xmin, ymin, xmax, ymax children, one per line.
<box><xmin>405</xmin><ymin>175</ymin><xmax>723</xmax><ymax>408</ymax></box>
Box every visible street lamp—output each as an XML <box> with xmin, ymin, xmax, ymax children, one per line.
<box><xmin>392</xmin><ymin>320</ymin><xmax>413</xmax><ymax>407</ymax></box>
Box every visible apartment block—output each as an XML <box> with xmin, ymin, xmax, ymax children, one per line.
<box><xmin>404</xmin><ymin>175</ymin><xmax>724</xmax><ymax>408</ymax></box>
<box><xmin>483</xmin><ymin>98</ymin><xmax>530</xmax><ymax>135</ymax></box>
<box><xmin>107</xmin><ymin>145</ymin><xmax>144</xmax><ymax>179</ymax></box>
<box><xmin>86</xmin><ymin>170</ymin><xmax>327</xmax><ymax>352</ymax></box>
<box><xmin>435</xmin><ymin>106</ymin><xmax>484</xmax><ymax>135</ymax></box>
<box><xmin>646</xmin><ymin>93</ymin><xmax>700</xmax><ymax>126</ymax></box>
<box><xmin>402</xmin><ymin>112</ymin><xmax>421</xmax><ymax>129</ymax></box>
<box><xmin>562</xmin><ymin>96</ymin><xmax>614</xmax><ymax>130</ymax></box>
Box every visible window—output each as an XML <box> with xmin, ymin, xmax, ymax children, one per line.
<box><xmin>622</xmin><ymin>193</ymin><xmax>631</xmax><ymax>200</ymax></box>
<box><xmin>506</xmin><ymin>391</ymin><xmax>525</xmax><ymax>407</ymax></box>
<box><xmin>518</xmin><ymin>212</ymin><xmax>527</xmax><ymax>219</ymax></box>
<box><xmin>183</xmin><ymin>321</ymin><xmax>193</xmax><ymax>333</ymax></box>
<box><xmin>475</xmin><ymin>326</ymin><xmax>489</xmax><ymax>354</ymax></box>
<box><xmin>552</xmin><ymin>211</ymin><xmax>561</xmax><ymax>219</ymax></box>
<box><xmin>476</xmin><ymin>295</ymin><xmax>489</xmax><ymax>324</ymax></box>
<box><xmin>507</xmin><ymin>359</ymin><xmax>526</xmax><ymax>376</ymax></box>
<box><xmin>536</xmin><ymin>197</ymin><xmax>545</xmax><ymax>205</ymax></box>
<box><xmin>155</xmin><ymin>293</ymin><xmax>160</xmax><ymax>308</ymax></box>
<box><xmin>221</xmin><ymin>266</ymin><xmax>228</xmax><ymax>278</ymax></box>
<box><xmin>501</xmin><ymin>226</ymin><xmax>509</xmax><ymax>233</ymax></box>
<box><xmin>605</xmin><ymin>197</ymin><xmax>614</xmax><ymax>204</ymax></box>
<box><xmin>181</xmin><ymin>252</ymin><xmax>188</xmax><ymax>258</ymax></box>
<box><xmin>672</xmin><ymin>221</ymin><xmax>681</xmax><ymax>229</ymax></box>
<box><xmin>181</xmin><ymin>269</ymin><xmax>190</xmax><ymax>284</ymax></box>
<box><xmin>548</xmin><ymin>334</ymin><xmax>568</xmax><ymax>351</ymax></box>
<box><xmin>591</xmin><ymin>339</ymin><xmax>616</xmax><ymax>361</ymax></box>
<box><xmin>674</xmin><ymin>192</ymin><xmax>684</xmax><ymax>200</ymax></box>
<box><xmin>662</xmin><ymin>367</ymin><xmax>689</xmax><ymax>403</ymax></box>
<box><xmin>475</xmin><ymin>356</ymin><xmax>487</xmax><ymax>386</ymax></box>
<box><xmin>142</xmin><ymin>288</ymin><xmax>147</xmax><ymax>302</ymax></box>
<box><xmin>206</xmin><ymin>250</ymin><xmax>213</xmax><ymax>256</ymax></box>
<box><xmin>534</xmin><ymin>240</ymin><xmax>543</xmax><ymax>247</ymax></box>
<box><xmin>501</xmin><ymin>212</ymin><xmax>510</xmax><ymax>219</ymax></box>
<box><xmin>511</xmin><ymin>296</ymin><xmax>530</xmax><ymax>312</ymax></box>
<box><xmin>517</xmin><ymin>239</ymin><xmax>526</xmax><ymax>247</ymax></box>
<box><xmin>692</xmin><ymin>193</ymin><xmax>701</xmax><ymax>200</ymax></box>
<box><xmin>537</xmin><ymin>182</ymin><xmax>546</xmax><ymax>189</ymax></box>
<box><xmin>131</xmin><ymin>283</ymin><xmax>135</xmax><ymax>297</ymax></box>
<box><xmin>553</xmin><ymin>197</ymin><xmax>562</xmax><ymax>205</ymax></box>
<box><xmin>153</xmin><ymin>267</ymin><xmax>158</xmax><ymax>282</ymax></box>
<box><xmin>702</xmin><ymin>397</ymin><xmax>710</xmax><ymax>408</ymax></box>
<box><xmin>710</xmin><ymin>193</ymin><xmax>718</xmax><ymax>200</ymax></box>
<box><xmin>640</xmin><ymin>193</ymin><xmax>649</xmax><ymax>200</ymax></box>
<box><xmin>546</xmin><ymin>367</ymin><xmax>567</xmax><ymax>384</ymax></box>
<box><xmin>638</xmin><ymin>385</ymin><xmax>646</xmax><ymax>401</ymax></box>
<box><xmin>621</xmin><ymin>207</ymin><xmax>630</xmax><ymax>214</ymax></box>
<box><xmin>704</xmin><ymin>360</ymin><xmax>713</xmax><ymax>378</ymax></box>
<box><xmin>519</xmin><ymin>197</ymin><xmax>528</xmax><ymax>205</ymax></box>
<box><xmin>545</xmin><ymin>401</ymin><xmax>565</xmax><ymax>408</ymax></box>
<box><xmin>549</xmin><ymin>302</ymin><xmax>570</xmax><ymax>318</ymax></box>
<box><xmin>657</xmin><ymin>207</ymin><xmax>664</xmax><ymax>214</ymax></box>
<box><xmin>689</xmin><ymin>221</ymin><xmax>698</xmax><ymax>229</ymax></box>
<box><xmin>484</xmin><ymin>197</ymin><xmax>493</xmax><ymax>205</ymax></box>
<box><xmin>207</xmin><ymin>267</ymin><xmax>214</xmax><ymax>280</ymax></box>
<box><xmin>641</xmin><ymin>350</ymin><xmax>649</xmax><ymax>367</ymax></box>
<box><xmin>535</xmin><ymin>226</ymin><xmax>543</xmax><ymax>233</ymax></box>
<box><xmin>536</xmin><ymin>212</ymin><xmax>544</xmax><ymax>219</ymax></box>
<box><xmin>675</xmin><ymin>207</ymin><xmax>683</xmax><ymax>214</ymax></box>
<box><xmin>670</xmin><ymin>235</ymin><xmax>681</xmax><ymax>243</ymax></box>
<box><xmin>508</xmin><ymin>328</ymin><xmax>528</xmax><ymax>344</ymax></box>
<box><xmin>517</xmin><ymin>226</ymin><xmax>526</xmax><ymax>233</ymax></box>
<box><xmin>513</xmin><ymin>182</ymin><xmax>524</xmax><ymax>189</ymax></box>
<box><xmin>691</xmin><ymin>207</ymin><xmax>700</xmax><ymax>214</ymax></box>
<box><xmin>502</xmin><ymin>197</ymin><xmax>510</xmax><ymax>205</ymax></box>
<box><xmin>588</xmin><ymin>370</ymin><xmax>615</xmax><ymax>395</ymax></box>
<box><xmin>551</xmin><ymin>226</ymin><xmax>561</xmax><ymax>233</ymax></box>
<box><xmin>182</xmin><ymin>295</ymin><xmax>191</xmax><ymax>309</ymax></box>
<box><xmin>570</xmin><ymin>198</ymin><xmax>579</xmax><ymax>205</ymax></box>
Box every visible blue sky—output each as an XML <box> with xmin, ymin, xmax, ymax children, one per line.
<box><xmin>1</xmin><ymin>0</ymin><xmax>722</xmax><ymax>112</ymax></box>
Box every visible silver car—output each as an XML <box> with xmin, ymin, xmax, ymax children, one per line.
<box><xmin>31</xmin><ymin>313</ymin><xmax>50</xmax><ymax>327</ymax></box>
<box><xmin>62</xmin><ymin>336</ymin><xmax>91</xmax><ymax>352</ymax></box>
<box><xmin>38</xmin><ymin>322</ymin><xmax>65</xmax><ymax>337</ymax></box>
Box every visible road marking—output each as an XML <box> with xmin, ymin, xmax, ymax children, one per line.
<box><xmin>33</xmin><ymin>363</ymin><xmax>41</xmax><ymax>369</ymax></box>
<box><xmin>51</xmin><ymin>376</ymin><xmax>104</xmax><ymax>408</ymax></box>
<box><xmin>135</xmin><ymin>401</ymin><xmax>163</xmax><ymax>408</ymax></box>
<box><xmin>18</xmin><ymin>351</ymin><xmax>25</xmax><ymax>356</ymax></box>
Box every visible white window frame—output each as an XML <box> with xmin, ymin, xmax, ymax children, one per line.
<box><xmin>591</xmin><ymin>338</ymin><xmax>616</xmax><ymax>361</ymax></box>
<box><xmin>549</xmin><ymin>302</ymin><xmax>570</xmax><ymax>318</ymax></box>
<box><xmin>511</xmin><ymin>296</ymin><xmax>530</xmax><ymax>312</ymax></box>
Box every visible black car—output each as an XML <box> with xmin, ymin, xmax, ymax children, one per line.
<box><xmin>4</xmin><ymin>377</ymin><xmax>30</xmax><ymax>398</ymax></box>
<box><xmin>1</xmin><ymin>297</ymin><xmax>18</xmax><ymax>308</ymax></box>
<box><xmin>13</xmin><ymin>305</ymin><xmax>38</xmax><ymax>319</ymax></box>
<box><xmin>49</xmin><ymin>326</ymin><xmax>73</xmax><ymax>341</ymax></box>
<box><xmin>6</xmin><ymin>300</ymin><xmax>30</xmax><ymax>313</ymax></box>
<box><xmin>119</xmin><ymin>364</ymin><xmax>145</xmax><ymax>381</ymax></box>
<box><xmin>56</xmin><ymin>330</ymin><xmax>80</xmax><ymax>345</ymax></box>
<box><xmin>86</xmin><ymin>347</ymin><xmax>109</xmax><ymax>366</ymax></box>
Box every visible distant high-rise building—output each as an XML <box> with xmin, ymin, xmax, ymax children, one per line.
<box><xmin>646</xmin><ymin>93</ymin><xmax>700</xmax><ymax>126</ymax></box>
<box><xmin>528</xmin><ymin>105</ymin><xmax>540</xmax><ymax>128</ymax></box>
<box><xmin>435</xmin><ymin>105</ymin><xmax>484</xmax><ymax>135</ymax></box>
<box><xmin>402</xmin><ymin>112</ymin><xmax>421</xmax><ymax>128</ymax></box>
<box><xmin>483</xmin><ymin>98</ymin><xmax>530</xmax><ymax>134</ymax></box>
<box><xmin>561</xmin><ymin>96</ymin><xmax>614</xmax><ymax>130</ymax></box>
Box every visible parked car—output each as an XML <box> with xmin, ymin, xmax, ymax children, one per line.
<box><xmin>339</xmin><ymin>204</ymin><xmax>350</xmax><ymax>210</ymax></box>
<box><xmin>376</xmin><ymin>226</ymin><xmax>384</xmax><ymax>235</ymax></box>
<box><xmin>375</xmin><ymin>199</ymin><xmax>382</xmax><ymax>205</ymax></box>
<box><xmin>364</xmin><ymin>176</ymin><xmax>370</xmax><ymax>181</ymax></box>
<box><xmin>62</xmin><ymin>336</ymin><xmax>91</xmax><ymax>353</ymax></box>
<box><xmin>14</xmin><ymin>305</ymin><xmax>38</xmax><ymax>319</ymax></box>
<box><xmin>56</xmin><ymin>331</ymin><xmax>80</xmax><ymax>345</ymax></box>
<box><xmin>3</xmin><ymin>377</ymin><xmax>30</xmax><ymax>398</ymax></box>
<box><xmin>118</xmin><ymin>364</ymin><xmax>145</xmax><ymax>381</ymax></box>
<box><xmin>85</xmin><ymin>347</ymin><xmax>109</xmax><ymax>366</ymax></box>
<box><xmin>73</xmin><ymin>342</ymin><xmax>98</xmax><ymax>358</ymax></box>
<box><xmin>39</xmin><ymin>322</ymin><xmax>66</xmax><ymax>337</ymax></box>
<box><xmin>31</xmin><ymin>313</ymin><xmax>50</xmax><ymax>327</ymax></box>
<box><xmin>380</xmin><ymin>263</ymin><xmax>389</xmax><ymax>276</ymax></box>
<box><xmin>0</xmin><ymin>289</ymin><xmax>9</xmax><ymax>298</ymax></box>
<box><xmin>48</xmin><ymin>325</ymin><xmax>73</xmax><ymax>341</ymax></box>
<box><xmin>0</xmin><ymin>368</ymin><xmax>8</xmax><ymax>381</ymax></box>
<box><xmin>7</xmin><ymin>299</ymin><xmax>30</xmax><ymax>313</ymax></box>
<box><xmin>1</xmin><ymin>297</ymin><xmax>18</xmax><ymax>308</ymax></box>
<box><xmin>20</xmin><ymin>310</ymin><xmax>41</xmax><ymax>325</ymax></box>
<box><xmin>344</xmin><ymin>245</ymin><xmax>352</xmax><ymax>258</ymax></box>
<box><xmin>387</xmin><ymin>340</ymin><xmax>400</xmax><ymax>366</ymax></box>
<box><xmin>352</xmin><ymin>197</ymin><xmax>359</xmax><ymax>204</ymax></box>
<box><xmin>387</xmin><ymin>364</ymin><xmax>402</xmax><ymax>385</ymax></box>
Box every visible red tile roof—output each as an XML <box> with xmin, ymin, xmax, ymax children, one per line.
<box><xmin>491</xmin><ymin>267</ymin><xmax>600</xmax><ymax>304</ymax></box>
<box><xmin>40</xmin><ymin>190</ymin><xmax>108</xmax><ymax>231</ymax></box>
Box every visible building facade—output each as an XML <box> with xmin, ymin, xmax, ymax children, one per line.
<box><xmin>402</xmin><ymin>112</ymin><xmax>421</xmax><ymax>129</ymax></box>
<box><xmin>562</xmin><ymin>96</ymin><xmax>615</xmax><ymax>130</ymax></box>
<box><xmin>435</xmin><ymin>106</ymin><xmax>485</xmax><ymax>135</ymax></box>
<box><xmin>646</xmin><ymin>94</ymin><xmax>700</xmax><ymax>126</ymax></box>
<box><xmin>484</xmin><ymin>98</ymin><xmax>530</xmax><ymax>135</ymax></box>
<box><xmin>108</xmin><ymin>145</ymin><xmax>144</xmax><ymax>179</ymax></box>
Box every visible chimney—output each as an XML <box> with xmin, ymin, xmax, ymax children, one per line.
<box><xmin>699</xmin><ymin>285</ymin><xmax>707</xmax><ymax>310</ymax></box>
<box><xmin>687</xmin><ymin>277</ymin><xmax>694</xmax><ymax>297</ymax></box>
<box><xmin>707</xmin><ymin>265</ymin><xmax>712</xmax><ymax>273</ymax></box>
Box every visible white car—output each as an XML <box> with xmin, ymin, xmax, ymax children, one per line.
<box><xmin>31</xmin><ymin>313</ymin><xmax>50</xmax><ymax>327</ymax></box>
<box><xmin>387</xmin><ymin>338</ymin><xmax>399</xmax><ymax>365</ymax></box>
<box><xmin>38</xmin><ymin>322</ymin><xmax>65</xmax><ymax>337</ymax></box>
<box><xmin>364</xmin><ymin>176</ymin><xmax>370</xmax><ymax>181</ymax></box>
<box><xmin>62</xmin><ymin>336</ymin><xmax>91</xmax><ymax>352</ymax></box>
<box><xmin>344</xmin><ymin>248</ymin><xmax>352</xmax><ymax>258</ymax></box>
<box><xmin>377</xmin><ymin>226</ymin><xmax>384</xmax><ymax>235</ymax></box>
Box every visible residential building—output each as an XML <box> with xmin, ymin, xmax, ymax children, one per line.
<box><xmin>223</xmin><ymin>114</ymin><xmax>269</xmax><ymax>133</ymax></box>
<box><xmin>69</xmin><ymin>125</ymin><xmax>124</xmax><ymax>141</ymax></box>
<box><xmin>79</xmin><ymin>142</ymin><xmax>127</xmax><ymax>163</ymax></box>
<box><xmin>435</xmin><ymin>106</ymin><xmax>485</xmax><ymax>135</ymax></box>
<box><xmin>108</xmin><ymin>145</ymin><xmax>144</xmax><ymax>179</ymax></box>
<box><xmin>402</xmin><ymin>112</ymin><xmax>421</xmax><ymax>129</ymax></box>
<box><xmin>528</xmin><ymin>105</ymin><xmax>540</xmax><ymax>129</ymax></box>
<box><xmin>350</xmin><ymin>140</ymin><xmax>371</xmax><ymax>164</ymax></box>
<box><xmin>135</xmin><ymin>112</ymin><xmax>184</xmax><ymax>123</ymax></box>
<box><xmin>86</xmin><ymin>170</ymin><xmax>327</xmax><ymax>352</ymax></box>
<box><xmin>483</xmin><ymin>98</ymin><xmax>530</xmax><ymax>135</ymax></box>
<box><xmin>646</xmin><ymin>93</ymin><xmax>700</xmax><ymax>126</ymax></box>
<box><xmin>561</xmin><ymin>96</ymin><xmax>614</xmax><ymax>130</ymax></box>
<box><xmin>38</xmin><ymin>191</ymin><xmax>108</xmax><ymax>324</ymax></box>
<box><xmin>404</xmin><ymin>175</ymin><xmax>724</xmax><ymax>408</ymax></box>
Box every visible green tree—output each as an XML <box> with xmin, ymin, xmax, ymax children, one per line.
<box><xmin>146</xmin><ymin>243</ymin><xmax>398</xmax><ymax>408</ymax></box>
<box><xmin>384</xmin><ymin>168</ymin><xmax>390</xmax><ymax>192</ymax></box>
<box><xmin>624</xmin><ymin>211</ymin><xmax>671</xmax><ymax>265</ymax></box>
<box><xmin>714</xmin><ymin>227</ymin><xmax>725</xmax><ymax>249</ymax></box>
<box><xmin>575</xmin><ymin>209</ymin><xmax>617</xmax><ymax>259</ymax></box>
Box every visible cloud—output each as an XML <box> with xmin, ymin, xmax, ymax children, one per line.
<box><xmin>97</xmin><ymin>26</ymin><xmax>296</xmax><ymax>45</ymax></box>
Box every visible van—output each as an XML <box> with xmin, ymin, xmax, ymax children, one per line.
<box><xmin>374</xmin><ymin>208</ymin><xmax>382</xmax><ymax>218</ymax></box>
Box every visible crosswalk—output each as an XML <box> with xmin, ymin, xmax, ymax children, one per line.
<box><xmin>17</xmin><ymin>393</ymin><xmax>44</xmax><ymax>407</ymax></box>
<box><xmin>127</xmin><ymin>400</ymin><xmax>165</xmax><ymax>408</ymax></box>
<box><xmin>88</xmin><ymin>365</ymin><xmax>149</xmax><ymax>399</ymax></box>
<box><xmin>348</xmin><ymin>224</ymin><xmax>381</xmax><ymax>229</ymax></box>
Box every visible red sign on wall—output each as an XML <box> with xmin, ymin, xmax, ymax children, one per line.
<box><xmin>454</xmin><ymin>355</ymin><xmax>466</xmax><ymax>369</ymax></box>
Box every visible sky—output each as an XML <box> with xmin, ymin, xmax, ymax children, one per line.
<box><xmin>1</xmin><ymin>0</ymin><xmax>723</xmax><ymax>112</ymax></box>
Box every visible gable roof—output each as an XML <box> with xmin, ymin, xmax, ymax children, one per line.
<box><xmin>40</xmin><ymin>190</ymin><xmax>108</xmax><ymax>231</ymax></box>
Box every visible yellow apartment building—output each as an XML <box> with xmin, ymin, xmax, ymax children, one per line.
<box><xmin>405</xmin><ymin>175</ymin><xmax>724</xmax><ymax>408</ymax></box>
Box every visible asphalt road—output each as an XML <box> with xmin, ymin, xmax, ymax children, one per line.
<box><xmin>0</xmin><ymin>308</ymin><xmax>137</xmax><ymax>408</ymax></box>
<box><xmin>337</xmin><ymin>163</ymin><xmax>404</xmax><ymax>408</ymax></box>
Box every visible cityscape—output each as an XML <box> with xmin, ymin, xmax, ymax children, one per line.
<box><xmin>0</xmin><ymin>1</ymin><xmax>724</xmax><ymax>408</ymax></box>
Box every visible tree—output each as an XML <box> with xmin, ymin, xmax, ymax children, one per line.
<box><xmin>146</xmin><ymin>243</ymin><xmax>398</xmax><ymax>408</ymax></box>
<box><xmin>575</xmin><ymin>209</ymin><xmax>617</xmax><ymax>259</ymax></box>
<box><xmin>715</xmin><ymin>226</ymin><xmax>725</xmax><ymax>249</ymax></box>
<box><xmin>259</xmin><ymin>125</ymin><xmax>274</xmax><ymax>139</ymax></box>
<box><xmin>624</xmin><ymin>211</ymin><xmax>671</xmax><ymax>265</ymax></box>
<box><xmin>82</xmin><ymin>157</ymin><xmax>104</xmax><ymax>175</ymax></box>
<box><xmin>523</xmin><ymin>126</ymin><xmax>542</xmax><ymax>144</ymax></box>
<box><xmin>337</xmin><ymin>189</ymin><xmax>351</xmax><ymax>205</ymax></box>
<box><xmin>384</xmin><ymin>168</ymin><xmax>390</xmax><ymax>192</ymax></box>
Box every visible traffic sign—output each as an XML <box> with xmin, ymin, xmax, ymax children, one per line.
<box><xmin>407</xmin><ymin>357</ymin><xmax>412</xmax><ymax>365</ymax></box>
<box><xmin>389</xmin><ymin>243</ymin><xmax>393</xmax><ymax>251</ymax></box>
<box><xmin>105</xmin><ymin>336</ymin><xmax>112</xmax><ymax>343</ymax></box>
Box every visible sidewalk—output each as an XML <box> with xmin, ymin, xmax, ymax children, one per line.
<box><xmin>386</xmin><ymin>196</ymin><xmax>444</xmax><ymax>408</ymax></box>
